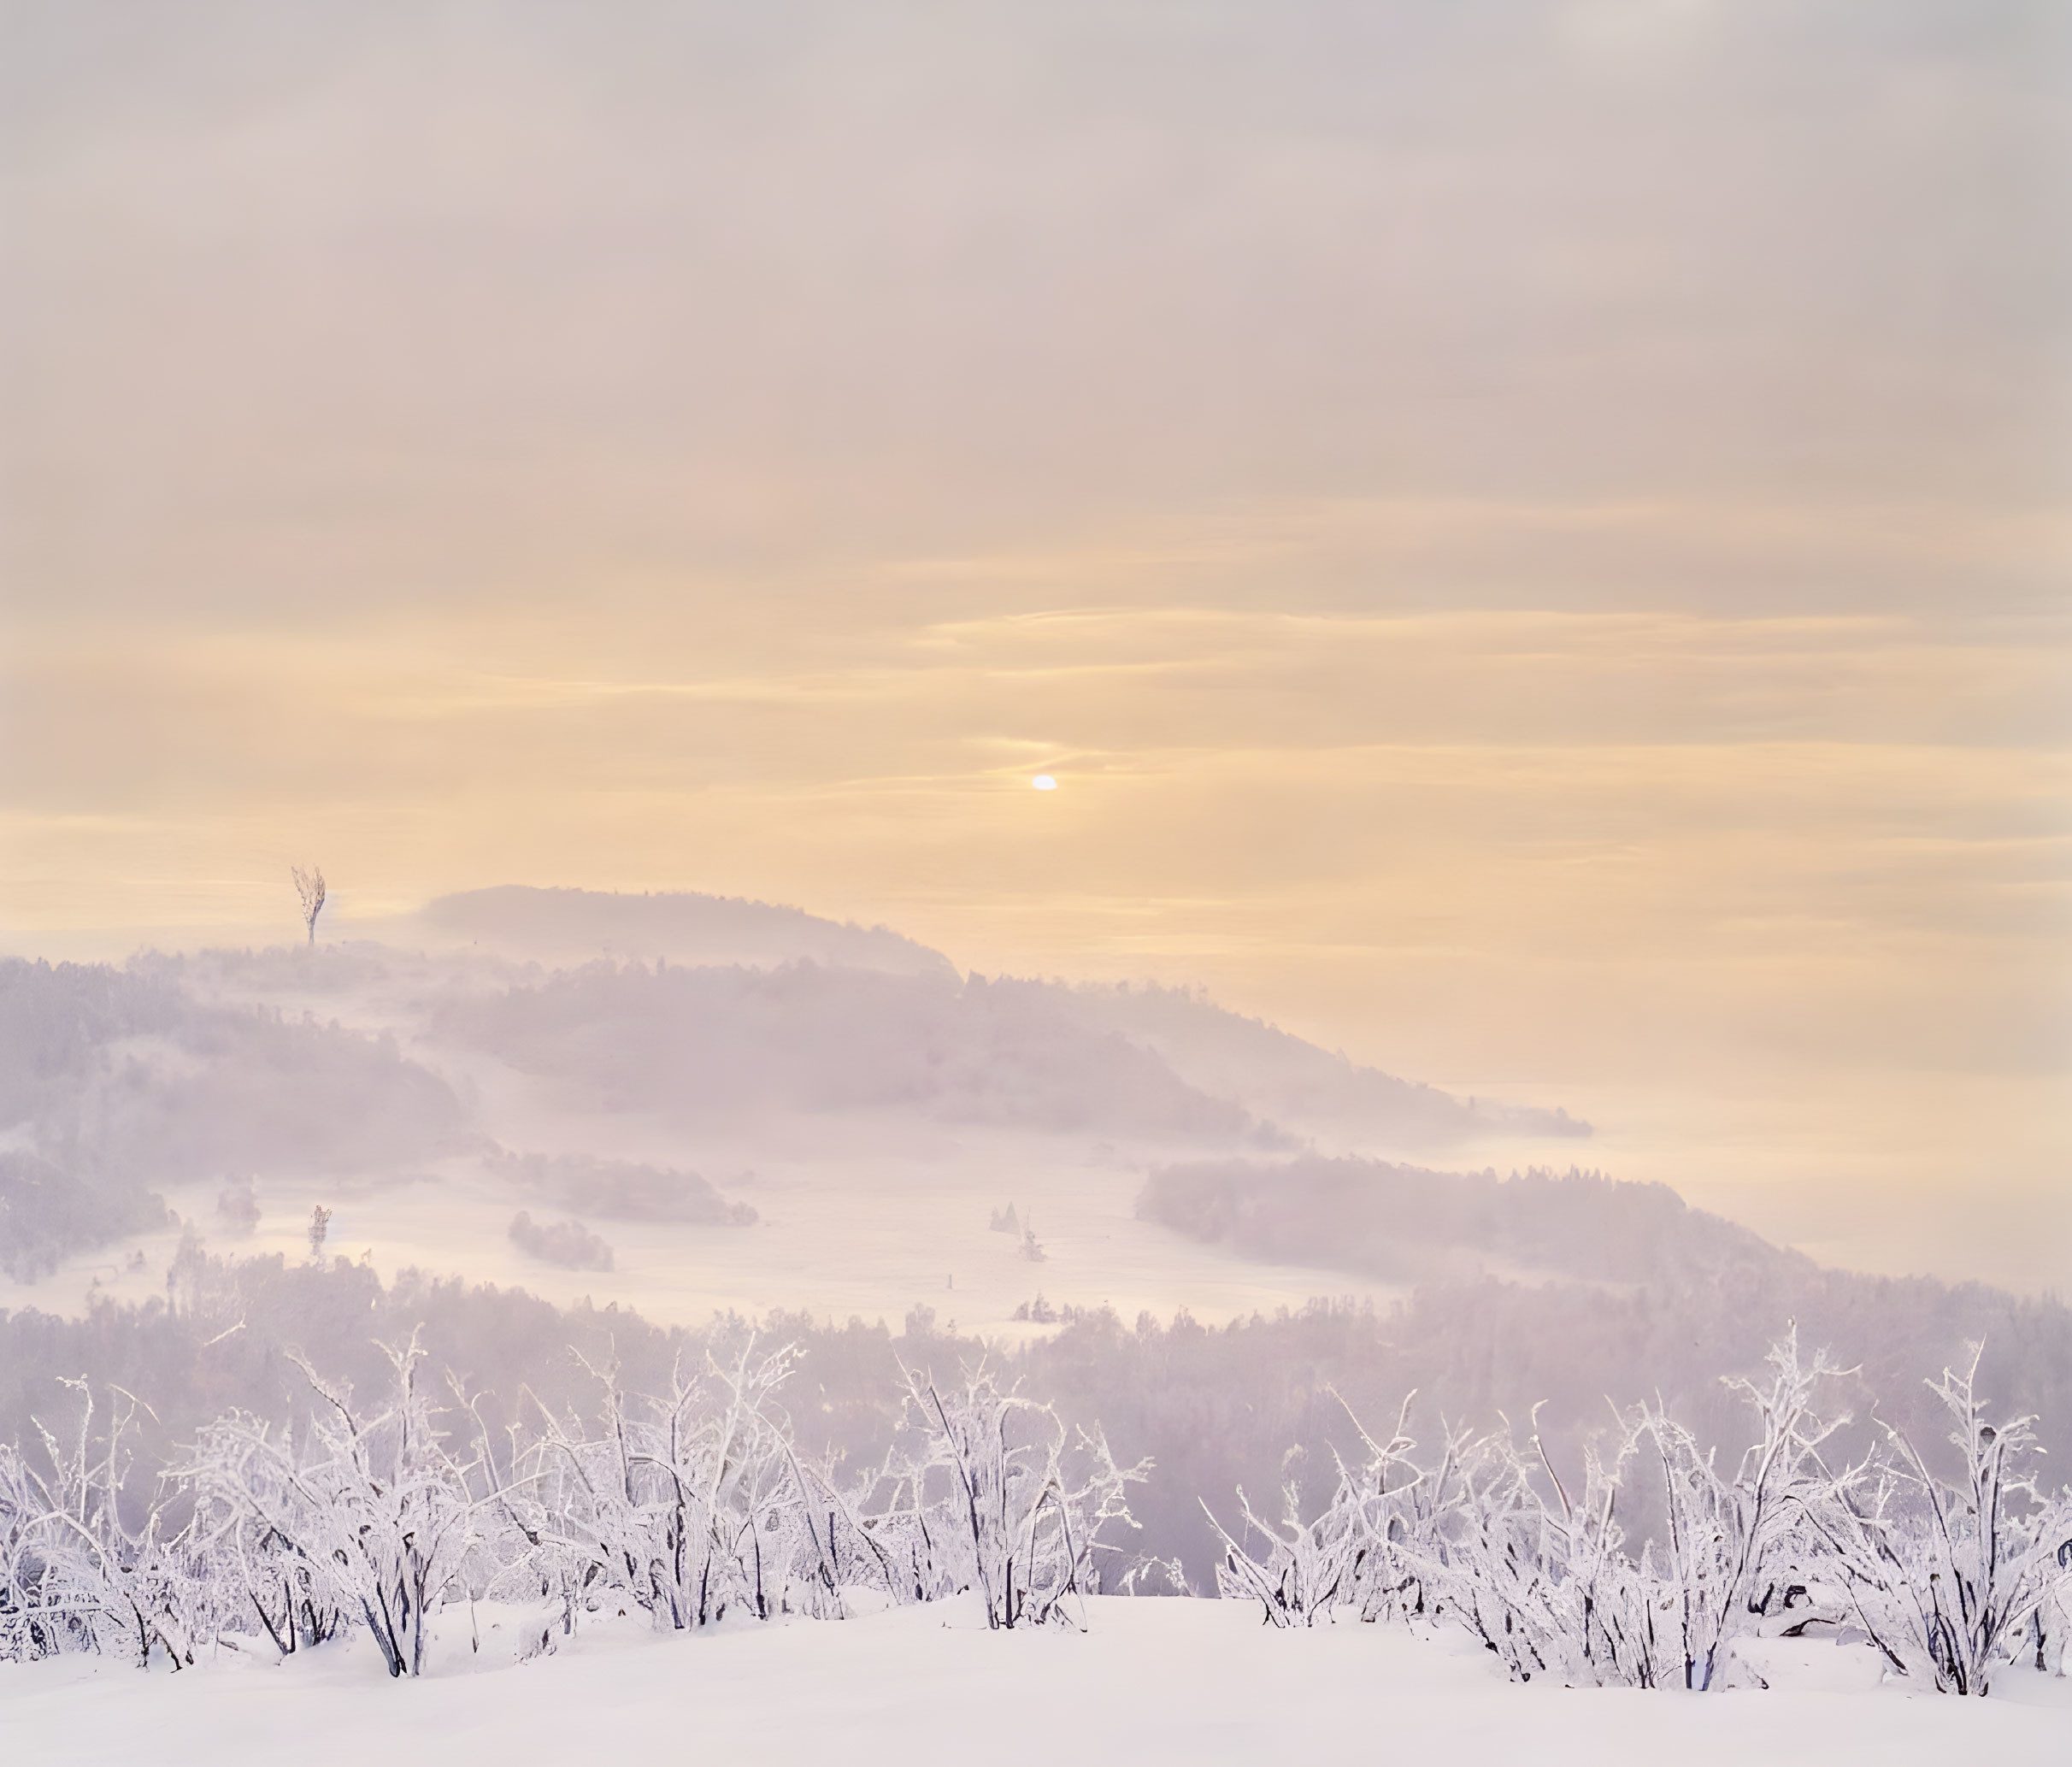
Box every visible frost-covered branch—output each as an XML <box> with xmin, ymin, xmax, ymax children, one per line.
<box><xmin>1212</xmin><ymin>1330</ymin><xmax>2072</xmax><ymax>1695</ymax></box>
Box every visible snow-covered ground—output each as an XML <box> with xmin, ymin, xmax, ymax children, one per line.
<box><xmin>3</xmin><ymin>1598</ymin><xmax>2066</xmax><ymax>1766</ymax></box>
<box><xmin>0</xmin><ymin>1127</ymin><xmax>1412</xmax><ymax>1337</ymax></box>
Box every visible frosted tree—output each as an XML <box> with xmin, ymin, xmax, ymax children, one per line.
<box><xmin>1434</xmin><ymin>1406</ymin><xmax>1680</xmax><ymax>1687</ymax></box>
<box><xmin>500</xmin><ymin>1335</ymin><xmax>821</xmax><ymax>1634</ymax></box>
<box><xmin>1210</xmin><ymin>1335</ymin><xmax>1857</xmax><ymax>1691</ymax></box>
<box><xmin>1203</xmin><ymin>1393</ymin><xmax>1433</xmax><ymax>1629</ymax></box>
<box><xmin>9</xmin><ymin>1317</ymin><xmax>2063</xmax><ymax>1692</ymax></box>
<box><xmin>1801</xmin><ymin>1342</ymin><xmax>2072</xmax><ymax>1694</ymax></box>
<box><xmin>0</xmin><ymin>1381</ymin><xmax>212</xmax><ymax>1667</ymax></box>
<box><xmin>877</xmin><ymin>1360</ymin><xmax>1145</xmax><ymax>1628</ymax></box>
<box><xmin>2041</xmin><ymin>1540</ymin><xmax>2072</xmax><ymax>1675</ymax></box>
<box><xmin>1638</xmin><ymin>1328</ymin><xmax>1850</xmax><ymax>1689</ymax></box>
<box><xmin>291</xmin><ymin>865</ymin><xmax>327</xmax><ymax>945</ymax></box>
<box><xmin>182</xmin><ymin>1333</ymin><xmax>488</xmax><ymax>1678</ymax></box>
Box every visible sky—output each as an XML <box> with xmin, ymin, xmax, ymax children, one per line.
<box><xmin>3</xmin><ymin>2</ymin><xmax>2069</xmax><ymax>1286</ymax></box>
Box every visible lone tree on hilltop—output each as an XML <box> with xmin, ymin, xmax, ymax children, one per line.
<box><xmin>292</xmin><ymin>865</ymin><xmax>327</xmax><ymax>945</ymax></box>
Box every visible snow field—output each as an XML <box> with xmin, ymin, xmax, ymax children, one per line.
<box><xmin>3</xmin><ymin>1595</ymin><xmax>2067</xmax><ymax>1767</ymax></box>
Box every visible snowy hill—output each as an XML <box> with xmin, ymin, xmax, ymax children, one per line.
<box><xmin>1055</xmin><ymin>981</ymin><xmax>1588</xmax><ymax>1148</ymax></box>
<box><xmin>0</xmin><ymin>894</ymin><xmax>1586</xmax><ymax>1324</ymax></box>
<box><xmin>386</xmin><ymin>885</ymin><xmax>957</xmax><ymax>976</ymax></box>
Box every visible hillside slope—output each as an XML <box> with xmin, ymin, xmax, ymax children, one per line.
<box><xmin>393</xmin><ymin>885</ymin><xmax>956</xmax><ymax>977</ymax></box>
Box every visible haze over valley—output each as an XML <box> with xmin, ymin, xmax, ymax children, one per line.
<box><xmin>2</xmin><ymin>885</ymin><xmax>1594</xmax><ymax>1330</ymax></box>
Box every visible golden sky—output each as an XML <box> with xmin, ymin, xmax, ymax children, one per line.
<box><xmin>3</xmin><ymin>3</ymin><xmax>2068</xmax><ymax>1286</ymax></box>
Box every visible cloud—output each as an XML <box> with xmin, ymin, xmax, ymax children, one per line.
<box><xmin>3</xmin><ymin>3</ymin><xmax>2063</xmax><ymax>623</ymax></box>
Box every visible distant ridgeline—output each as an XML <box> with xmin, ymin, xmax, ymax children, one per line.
<box><xmin>415</xmin><ymin>885</ymin><xmax>957</xmax><ymax>977</ymax></box>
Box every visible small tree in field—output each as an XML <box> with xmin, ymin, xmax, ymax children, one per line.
<box><xmin>292</xmin><ymin>866</ymin><xmax>326</xmax><ymax>945</ymax></box>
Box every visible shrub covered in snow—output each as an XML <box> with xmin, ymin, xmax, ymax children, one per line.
<box><xmin>1206</xmin><ymin>1332</ymin><xmax>2072</xmax><ymax>1696</ymax></box>
<box><xmin>0</xmin><ymin>1334</ymin><xmax>1145</xmax><ymax>1674</ymax></box>
<box><xmin>4</xmin><ymin>1294</ymin><xmax>2069</xmax><ymax>1697</ymax></box>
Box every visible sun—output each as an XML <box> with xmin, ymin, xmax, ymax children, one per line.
<box><xmin>1031</xmin><ymin>775</ymin><xmax>1057</xmax><ymax>791</ymax></box>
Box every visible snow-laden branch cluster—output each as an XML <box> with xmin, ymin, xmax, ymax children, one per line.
<box><xmin>0</xmin><ymin>1381</ymin><xmax>217</xmax><ymax>1667</ymax></box>
<box><xmin>881</xmin><ymin>1361</ymin><xmax>1142</xmax><ymax>1629</ymax></box>
<box><xmin>1207</xmin><ymin>1333</ymin><xmax>2072</xmax><ymax>1695</ymax></box>
<box><xmin>0</xmin><ymin>1334</ymin><xmax>1145</xmax><ymax>1674</ymax></box>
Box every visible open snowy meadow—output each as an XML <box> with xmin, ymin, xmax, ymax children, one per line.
<box><xmin>5</xmin><ymin>1596</ymin><xmax>2069</xmax><ymax>1767</ymax></box>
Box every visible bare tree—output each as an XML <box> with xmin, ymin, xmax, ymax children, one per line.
<box><xmin>291</xmin><ymin>866</ymin><xmax>327</xmax><ymax>945</ymax></box>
